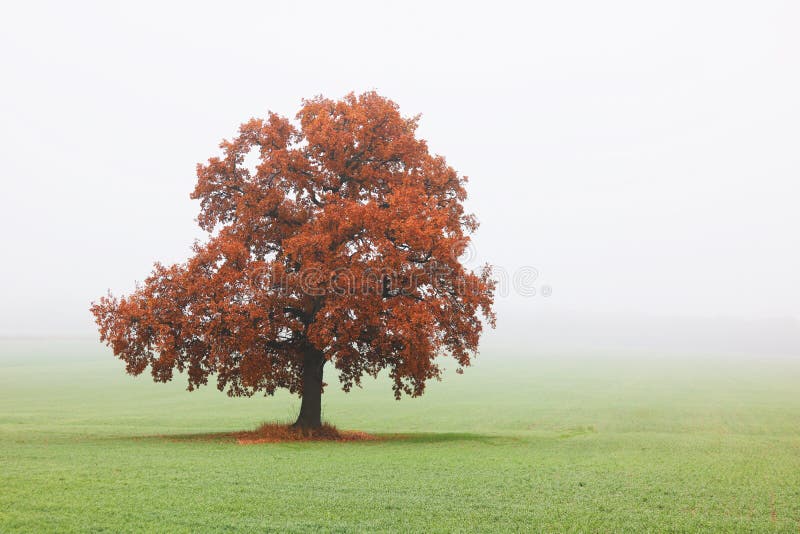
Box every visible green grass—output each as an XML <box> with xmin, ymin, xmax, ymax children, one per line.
<box><xmin>1</xmin><ymin>339</ymin><xmax>800</xmax><ymax>532</ymax></box>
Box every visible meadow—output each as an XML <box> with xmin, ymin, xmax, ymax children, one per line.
<box><xmin>1</xmin><ymin>339</ymin><xmax>799</xmax><ymax>532</ymax></box>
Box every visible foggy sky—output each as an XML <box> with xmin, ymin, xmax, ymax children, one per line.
<box><xmin>1</xmin><ymin>1</ymin><xmax>798</xmax><ymax>351</ymax></box>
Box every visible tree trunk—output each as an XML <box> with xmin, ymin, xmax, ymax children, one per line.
<box><xmin>292</xmin><ymin>346</ymin><xmax>325</xmax><ymax>430</ymax></box>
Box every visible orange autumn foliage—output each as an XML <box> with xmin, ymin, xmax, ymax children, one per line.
<box><xmin>91</xmin><ymin>92</ymin><xmax>495</xmax><ymax>415</ymax></box>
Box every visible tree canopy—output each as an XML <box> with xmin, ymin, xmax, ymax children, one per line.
<box><xmin>91</xmin><ymin>92</ymin><xmax>495</xmax><ymax>428</ymax></box>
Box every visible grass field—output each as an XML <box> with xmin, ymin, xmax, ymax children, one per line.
<box><xmin>1</xmin><ymin>339</ymin><xmax>799</xmax><ymax>532</ymax></box>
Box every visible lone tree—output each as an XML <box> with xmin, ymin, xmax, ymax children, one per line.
<box><xmin>91</xmin><ymin>92</ymin><xmax>495</xmax><ymax>429</ymax></box>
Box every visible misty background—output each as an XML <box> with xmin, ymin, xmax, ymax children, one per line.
<box><xmin>1</xmin><ymin>1</ymin><xmax>798</xmax><ymax>356</ymax></box>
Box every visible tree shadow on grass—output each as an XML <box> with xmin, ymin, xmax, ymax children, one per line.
<box><xmin>132</xmin><ymin>431</ymin><xmax>239</xmax><ymax>444</ymax></box>
<box><xmin>135</xmin><ymin>430</ymin><xmax>515</xmax><ymax>446</ymax></box>
<box><xmin>375</xmin><ymin>432</ymin><xmax>517</xmax><ymax>446</ymax></box>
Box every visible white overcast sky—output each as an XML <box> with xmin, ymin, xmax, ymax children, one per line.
<box><xmin>1</xmin><ymin>1</ymin><xmax>798</xmax><ymax>341</ymax></box>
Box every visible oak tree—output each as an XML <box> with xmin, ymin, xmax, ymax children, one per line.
<box><xmin>91</xmin><ymin>92</ymin><xmax>496</xmax><ymax>429</ymax></box>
